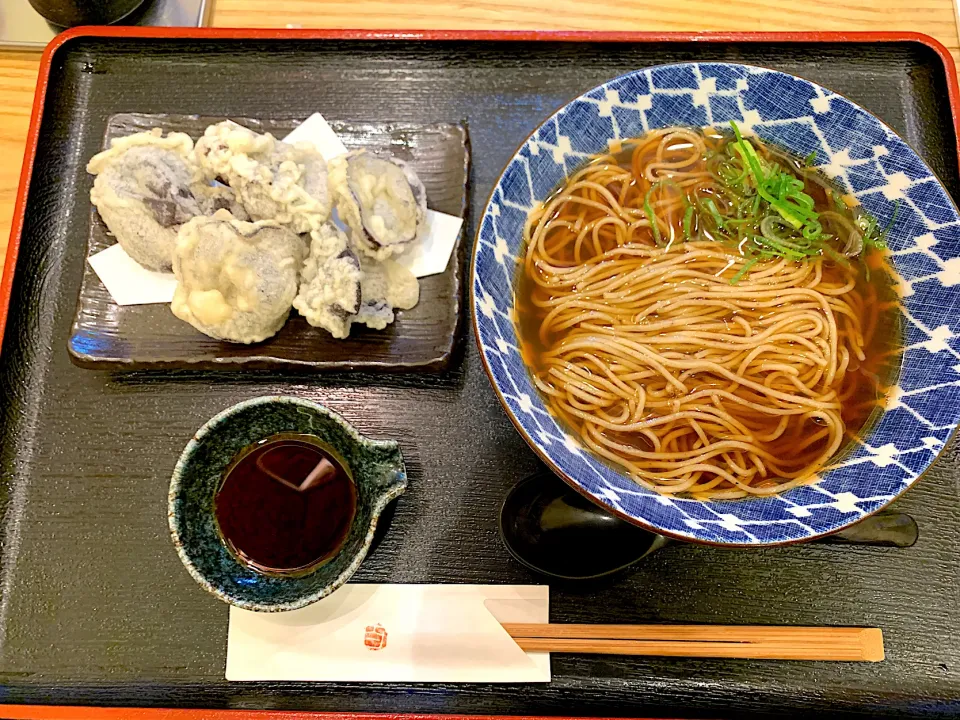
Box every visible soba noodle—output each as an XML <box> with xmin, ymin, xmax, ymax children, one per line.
<box><xmin>518</xmin><ymin>125</ymin><xmax>898</xmax><ymax>500</ymax></box>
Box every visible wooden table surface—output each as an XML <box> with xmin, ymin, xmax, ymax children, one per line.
<box><xmin>0</xmin><ymin>0</ymin><xmax>957</xmax><ymax>263</ymax></box>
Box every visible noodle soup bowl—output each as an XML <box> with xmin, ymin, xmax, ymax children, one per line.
<box><xmin>472</xmin><ymin>62</ymin><xmax>960</xmax><ymax>546</ymax></box>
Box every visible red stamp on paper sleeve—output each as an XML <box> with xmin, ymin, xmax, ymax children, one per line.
<box><xmin>364</xmin><ymin>623</ymin><xmax>387</xmax><ymax>650</ymax></box>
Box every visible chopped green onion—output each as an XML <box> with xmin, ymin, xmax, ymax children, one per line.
<box><xmin>729</xmin><ymin>121</ymin><xmax>824</xmax><ymax>236</ymax></box>
<box><xmin>874</xmin><ymin>199</ymin><xmax>901</xmax><ymax>248</ymax></box>
<box><xmin>730</xmin><ymin>124</ymin><xmax>768</xmax><ymax>189</ymax></box>
<box><xmin>730</xmin><ymin>257</ymin><xmax>758</xmax><ymax>285</ymax></box>
<box><xmin>765</xmin><ymin>198</ymin><xmax>806</xmax><ymax>229</ymax></box>
<box><xmin>701</xmin><ymin>198</ymin><xmax>725</xmax><ymax>230</ymax></box>
<box><xmin>683</xmin><ymin>205</ymin><xmax>695</xmax><ymax>238</ymax></box>
<box><xmin>633</xmin><ymin>121</ymin><xmax>888</xmax><ymax>268</ymax></box>
<box><xmin>751</xmin><ymin>234</ymin><xmax>805</xmax><ymax>261</ymax></box>
<box><xmin>822</xmin><ymin>244</ymin><xmax>851</xmax><ymax>267</ymax></box>
<box><xmin>802</xmin><ymin>220</ymin><xmax>823</xmax><ymax>241</ymax></box>
<box><xmin>643</xmin><ymin>185</ymin><xmax>662</xmax><ymax>246</ymax></box>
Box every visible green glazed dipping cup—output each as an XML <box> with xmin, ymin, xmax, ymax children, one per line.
<box><xmin>168</xmin><ymin>396</ymin><xmax>406</xmax><ymax>612</ymax></box>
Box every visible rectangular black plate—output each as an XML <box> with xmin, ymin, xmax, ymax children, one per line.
<box><xmin>70</xmin><ymin>113</ymin><xmax>469</xmax><ymax>371</ymax></box>
<box><xmin>1</xmin><ymin>31</ymin><xmax>959</xmax><ymax>719</ymax></box>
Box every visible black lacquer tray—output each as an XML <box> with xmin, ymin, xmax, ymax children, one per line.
<box><xmin>0</xmin><ymin>28</ymin><xmax>958</xmax><ymax>719</ymax></box>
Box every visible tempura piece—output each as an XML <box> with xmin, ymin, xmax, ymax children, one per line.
<box><xmin>294</xmin><ymin>222</ymin><xmax>420</xmax><ymax>338</ymax></box>
<box><xmin>350</xmin><ymin>255</ymin><xmax>420</xmax><ymax>332</ymax></box>
<box><xmin>366</xmin><ymin>256</ymin><xmax>420</xmax><ymax>311</ymax></box>
<box><xmin>88</xmin><ymin>129</ymin><xmax>245</xmax><ymax>271</ymax></box>
<box><xmin>195</xmin><ymin>183</ymin><xmax>249</xmax><ymax>221</ymax></box>
<box><xmin>194</xmin><ymin>121</ymin><xmax>331</xmax><ymax>234</ymax></box>
<box><xmin>293</xmin><ymin>223</ymin><xmax>363</xmax><ymax>339</ymax></box>
<box><xmin>329</xmin><ymin>149</ymin><xmax>427</xmax><ymax>260</ymax></box>
<box><xmin>171</xmin><ymin>210</ymin><xmax>304</xmax><ymax>344</ymax></box>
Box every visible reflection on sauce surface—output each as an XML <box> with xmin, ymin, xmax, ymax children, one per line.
<box><xmin>214</xmin><ymin>433</ymin><xmax>357</xmax><ymax>575</ymax></box>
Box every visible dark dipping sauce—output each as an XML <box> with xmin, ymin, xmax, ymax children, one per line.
<box><xmin>214</xmin><ymin>433</ymin><xmax>357</xmax><ymax>575</ymax></box>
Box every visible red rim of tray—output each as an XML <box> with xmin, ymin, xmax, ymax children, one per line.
<box><xmin>0</xmin><ymin>25</ymin><xmax>956</xmax><ymax>717</ymax></box>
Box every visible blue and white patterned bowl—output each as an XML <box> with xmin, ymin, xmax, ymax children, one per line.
<box><xmin>472</xmin><ymin>62</ymin><xmax>960</xmax><ymax>546</ymax></box>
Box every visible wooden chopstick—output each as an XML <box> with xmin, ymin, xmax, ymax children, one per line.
<box><xmin>501</xmin><ymin>623</ymin><xmax>884</xmax><ymax>661</ymax></box>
